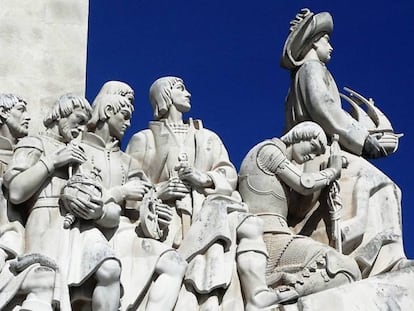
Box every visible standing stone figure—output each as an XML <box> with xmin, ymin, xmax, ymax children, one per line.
<box><xmin>0</xmin><ymin>94</ymin><xmax>57</xmax><ymax>311</ymax></box>
<box><xmin>68</xmin><ymin>84</ymin><xmax>187</xmax><ymax>311</ymax></box>
<box><xmin>281</xmin><ymin>8</ymin><xmax>411</xmax><ymax>277</ymax></box>
<box><xmin>239</xmin><ymin>121</ymin><xmax>361</xmax><ymax>297</ymax></box>
<box><xmin>3</xmin><ymin>94</ymin><xmax>106</xmax><ymax>310</ymax></box>
<box><xmin>0</xmin><ymin>94</ymin><xmax>30</xmax><ymax>265</ymax></box>
<box><xmin>126</xmin><ymin>76</ymin><xmax>297</xmax><ymax>311</ymax></box>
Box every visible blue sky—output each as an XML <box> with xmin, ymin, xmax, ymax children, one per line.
<box><xmin>86</xmin><ymin>1</ymin><xmax>414</xmax><ymax>257</ymax></box>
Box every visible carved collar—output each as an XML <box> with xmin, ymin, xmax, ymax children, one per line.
<box><xmin>81</xmin><ymin>131</ymin><xmax>120</xmax><ymax>151</ymax></box>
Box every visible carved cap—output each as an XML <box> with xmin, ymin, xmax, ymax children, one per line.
<box><xmin>281</xmin><ymin>9</ymin><xmax>333</xmax><ymax>70</ymax></box>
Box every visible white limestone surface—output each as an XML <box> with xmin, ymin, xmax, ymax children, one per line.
<box><xmin>280</xmin><ymin>267</ymin><xmax>414</xmax><ymax>311</ymax></box>
<box><xmin>0</xmin><ymin>0</ymin><xmax>89</xmax><ymax>135</ymax></box>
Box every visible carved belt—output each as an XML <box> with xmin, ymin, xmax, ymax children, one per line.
<box><xmin>256</xmin><ymin>213</ymin><xmax>292</xmax><ymax>234</ymax></box>
<box><xmin>32</xmin><ymin>197</ymin><xmax>60</xmax><ymax>209</ymax></box>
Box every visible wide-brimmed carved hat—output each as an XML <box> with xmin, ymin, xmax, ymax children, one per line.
<box><xmin>281</xmin><ymin>8</ymin><xmax>333</xmax><ymax>70</ymax></box>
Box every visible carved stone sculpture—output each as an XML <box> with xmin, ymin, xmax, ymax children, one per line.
<box><xmin>3</xmin><ymin>94</ymin><xmax>93</xmax><ymax>310</ymax></box>
<box><xmin>238</xmin><ymin>121</ymin><xmax>361</xmax><ymax>297</ymax></box>
<box><xmin>0</xmin><ymin>6</ymin><xmax>412</xmax><ymax>310</ymax></box>
<box><xmin>126</xmin><ymin>77</ymin><xmax>298</xmax><ymax>311</ymax></box>
<box><xmin>0</xmin><ymin>93</ymin><xmax>62</xmax><ymax>311</ymax></box>
<box><xmin>281</xmin><ymin>8</ymin><xmax>412</xmax><ymax>277</ymax></box>
<box><xmin>71</xmin><ymin>83</ymin><xmax>187</xmax><ymax>311</ymax></box>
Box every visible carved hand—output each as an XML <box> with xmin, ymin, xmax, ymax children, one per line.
<box><xmin>155</xmin><ymin>202</ymin><xmax>173</xmax><ymax>228</ymax></box>
<box><xmin>66</xmin><ymin>195</ymin><xmax>104</xmax><ymax>220</ymax></box>
<box><xmin>156</xmin><ymin>176</ymin><xmax>190</xmax><ymax>201</ymax></box>
<box><xmin>49</xmin><ymin>144</ymin><xmax>87</xmax><ymax>169</ymax></box>
<box><xmin>122</xmin><ymin>179</ymin><xmax>152</xmax><ymax>201</ymax></box>
<box><xmin>177</xmin><ymin>166</ymin><xmax>213</xmax><ymax>189</ymax></box>
<box><xmin>327</xmin><ymin>154</ymin><xmax>342</xmax><ymax>179</ymax></box>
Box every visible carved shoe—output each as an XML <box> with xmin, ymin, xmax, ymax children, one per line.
<box><xmin>245</xmin><ymin>286</ymin><xmax>299</xmax><ymax>311</ymax></box>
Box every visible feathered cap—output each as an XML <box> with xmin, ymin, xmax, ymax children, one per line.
<box><xmin>281</xmin><ymin>8</ymin><xmax>333</xmax><ymax>70</ymax></box>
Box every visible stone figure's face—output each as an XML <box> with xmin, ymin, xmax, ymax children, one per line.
<box><xmin>58</xmin><ymin>107</ymin><xmax>90</xmax><ymax>143</ymax></box>
<box><xmin>292</xmin><ymin>138</ymin><xmax>324</xmax><ymax>164</ymax></box>
<box><xmin>170</xmin><ymin>81</ymin><xmax>191</xmax><ymax>113</ymax></box>
<box><xmin>6</xmin><ymin>101</ymin><xmax>30</xmax><ymax>138</ymax></box>
<box><xmin>107</xmin><ymin>106</ymin><xmax>132</xmax><ymax>140</ymax></box>
<box><xmin>314</xmin><ymin>34</ymin><xmax>333</xmax><ymax>64</ymax></box>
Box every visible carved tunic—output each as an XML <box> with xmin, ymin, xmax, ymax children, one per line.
<box><xmin>239</xmin><ymin>138</ymin><xmax>292</xmax><ymax>234</ymax></box>
<box><xmin>4</xmin><ymin>134</ymin><xmax>70</xmax><ymax>258</ymax></box>
<box><xmin>3</xmin><ymin>133</ymin><xmax>74</xmax><ymax>309</ymax></box>
<box><xmin>127</xmin><ymin>119</ymin><xmax>255</xmax><ymax>304</ymax></box>
<box><xmin>78</xmin><ymin>132</ymin><xmax>174</xmax><ymax>310</ymax></box>
<box><xmin>286</xmin><ymin>60</ymin><xmax>369</xmax><ymax>155</ymax></box>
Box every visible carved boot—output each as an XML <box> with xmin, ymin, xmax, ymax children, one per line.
<box><xmin>237</xmin><ymin>251</ymin><xmax>298</xmax><ymax>311</ymax></box>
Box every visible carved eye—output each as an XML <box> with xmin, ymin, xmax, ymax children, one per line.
<box><xmin>310</xmin><ymin>140</ymin><xmax>320</xmax><ymax>152</ymax></box>
<box><xmin>121</xmin><ymin>110</ymin><xmax>131</xmax><ymax>120</ymax></box>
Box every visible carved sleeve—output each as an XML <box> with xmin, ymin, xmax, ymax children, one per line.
<box><xmin>3</xmin><ymin>137</ymin><xmax>50</xmax><ymax>204</ymax></box>
<box><xmin>257</xmin><ymin>142</ymin><xmax>337</xmax><ymax>196</ymax></box>
<box><xmin>202</xmin><ymin>130</ymin><xmax>237</xmax><ymax>196</ymax></box>
<box><xmin>299</xmin><ymin>61</ymin><xmax>369</xmax><ymax>155</ymax></box>
<box><xmin>125</xmin><ymin>130</ymin><xmax>151</xmax><ymax>171</ymax></box>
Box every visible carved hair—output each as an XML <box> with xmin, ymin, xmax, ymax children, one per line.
<box><xmin>149</xmin><ymin>76</ymin><xmax>183</xmax><ymax>120</ymax></box>
<box><xmin>43</xmin><ymin>93</ymin><xmax>92</xmax><ymax>128</ymax></box>
<box><xmin>88</xmin><ymin>94</ymin><xmax>133</xmax><ymax>131</ymax></box>
<box><xmin>0</xmin><ymin>93</ymin><xmax>26</xmax><ymax>111</ymax></box>
<box><xmin>281</xmin><ymin>121</ymin><xmax>327</xmax><ymax>152</ymax></box>
<box><xmin>96</xmin><ymin>81</ymin><xmax>134</xmax><ymax>103</ymax></box>
<box><xmin>0</xmin><ymin>94</ymin><xmax>27</xmax><ymax>125</ymax></box>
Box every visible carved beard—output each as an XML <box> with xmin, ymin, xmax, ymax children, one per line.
<box><xmin>5</xmin><ymin>116</ymin><xmax>28</xmax><ymax>139</ymax></box>
<box><xmin>58</xmin><ymin>118</ymin><xmax>78</xmax><ymax>143</ymax></box>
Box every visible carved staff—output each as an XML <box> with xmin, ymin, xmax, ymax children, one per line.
<box><xmin>327</xmin><ymin>134</ymin><xmax>343</xmax><ymax>253</ymax></box>
<box><xmin>175</xmin><ymin>152</ymin><xmax>192</xmax><ymax>239</ymax></box>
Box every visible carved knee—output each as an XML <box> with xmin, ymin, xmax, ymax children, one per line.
<box><xmin>237</xmin><ymin>216</ymin><xmax>268</xmax><ymax>256</ymax></box>
<box><xmin>21</xmin><ymin>266</ymin><xmax>56</xmax><ymax>294</ymax></box>
<box><xmin>237</xmin><ymin>216</ymin><xmax>264</xmax><ymax>240</ymax></box>
<box><xmin>95</xmin><ymin>259</ymin><xmax>121</xmax><ymax>285</ymax></box>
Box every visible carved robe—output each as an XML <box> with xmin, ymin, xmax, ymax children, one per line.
<box><xmin>126</xmin><ymin>119</ymin><xmax>251</xmax><ymax>310</ymax></box>
<box><xmin>3</xmin><ymin>133</ymin><xmax>74</xmax><ymax>310</ymax></box>
<box><xmin>285</xmin><ymin>59</ymin><xmax>405</xmax><ymax>277</ymax></box>
<box><xmin>286</xmin><ymin>59</ymin><xmax>369</xmax><ymax>155</ymax></box>
<box><xmin>78</xmin><ymin>132</ymin><xmax>175</xmax><ymax>311</ymax></box>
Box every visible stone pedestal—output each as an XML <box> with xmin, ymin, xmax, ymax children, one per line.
<box><xmin>0</xmin><ymin>0</ymin><xmax>89</xmax><ymax>134</ymax></box>
<box><xmin>280</xmin><ymin>267</ymin><xmax>414</xmax><ymax>311</ymax></box>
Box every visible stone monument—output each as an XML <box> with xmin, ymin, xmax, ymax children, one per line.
<box><xmin>0</xmin><ymin>3</ymin><xmax>412</xmax><ymax>311</ymax></box>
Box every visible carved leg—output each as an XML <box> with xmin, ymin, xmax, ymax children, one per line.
<box><xmin>146</xmin><ymin>250</ymin><xmax>187</xmax><ymax>311</ymax></box>
<box><xmin>92</xmin><ymin>259</ymin><xmax>121</xmax><ymax>311</ymax></box>
<box><xmin>237</xmin><ymin>217</ymin><xmax>298</xmax><ymax>311</ymax></box>
<box><xmin>20</xmin><ymin>267</ymin><xmax>56</xmax><ymax>311</ymax></box>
